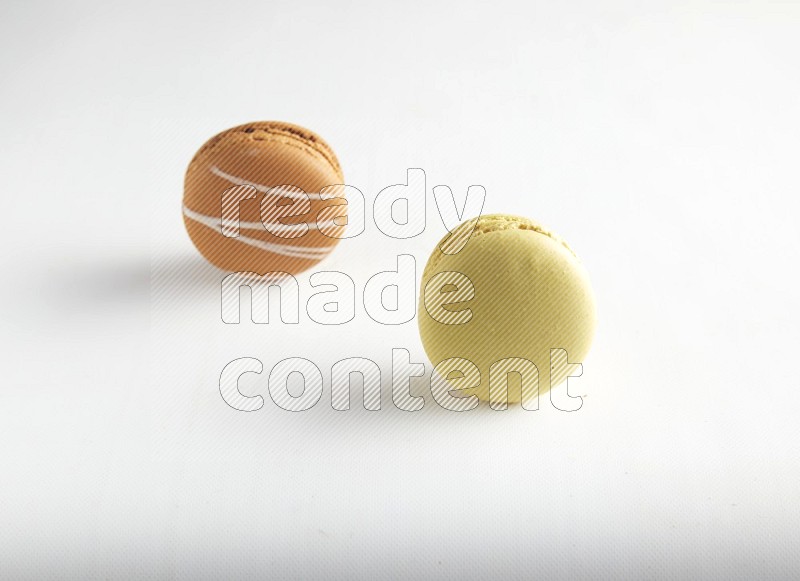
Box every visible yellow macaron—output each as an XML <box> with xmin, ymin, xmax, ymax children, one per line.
<box><xmin>418</xmin><ymin>214</ymin><xmax>596</xmax><ymax>404</ymax></box>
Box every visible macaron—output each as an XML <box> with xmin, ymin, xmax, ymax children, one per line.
<box><xmin>183</xmin><ymin>121</ymin><xmax>346</xmax><ymax>274</ymax></box>
<box><xmin>418</xmin><ymin>214</ymin><xmax>596</xmax><ymax>405</ymax></box>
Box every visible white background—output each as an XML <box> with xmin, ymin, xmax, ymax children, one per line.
<box><xmin>2</xmin><ymin>0</ymin><xmax>799</xmax><ymax>579</ymax></box>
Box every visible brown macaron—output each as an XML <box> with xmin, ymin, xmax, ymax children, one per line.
<box><xmin>183</xmin><ymin>121</ymin><xmax>346</xmax><ymax>274</ymax></box>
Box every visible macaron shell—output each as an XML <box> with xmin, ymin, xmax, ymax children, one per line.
<box><xmin>183</xmin><ymin>122</ymin><xmax>345</xmax><ymax>275</ymax></box>
<box><xmin>188</xmin><ymin>121</ymin><xmax>342</xmax><ymax>179</ymax></box>
<box><xmin>418</xmin><ymin>215</ymin><xmax>596</xmax><ymax>403</ymax></box>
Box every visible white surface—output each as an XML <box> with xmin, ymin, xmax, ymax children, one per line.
<box><xmin>2</xmin><ymin>1</ymin><xmax>799</xmax><ymax>579</ymax></box>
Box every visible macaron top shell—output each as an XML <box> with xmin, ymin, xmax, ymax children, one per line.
<box><xmin>185</xmin><ymin>121</ymin><xmax>344</xmax><ymax>217</ymax></box>
<box><xmin>418</xmin><ymin>214</ymin><xmax>596</xmax><ymax>403</ymax></box>
<box><xmin>422</xmin><ymin>213</ymin><xmax>578</xmax><ymax>277</ymax></box>
<box><xmin>190</xmin><ymin>121</ymin><xmax>343</xmax><ymax>180</ymax></box>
